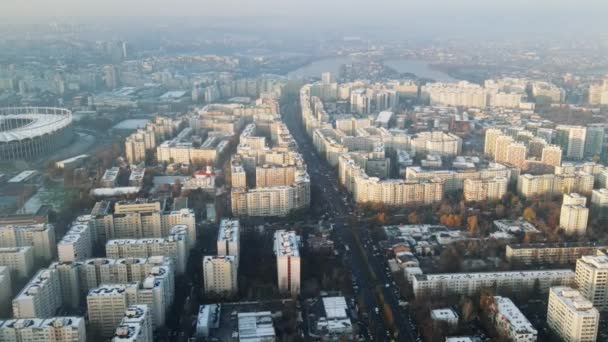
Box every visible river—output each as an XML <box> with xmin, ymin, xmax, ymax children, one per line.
<box><xmin>287</xmin><ymin>55</ymin><xmax>456</xmax><ymax>82</ymax></box>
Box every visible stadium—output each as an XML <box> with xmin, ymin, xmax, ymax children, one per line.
<box><xmin>0</xmin><ymin>107</ymin><xmax>74</xmax><ymax>161</ymax></box>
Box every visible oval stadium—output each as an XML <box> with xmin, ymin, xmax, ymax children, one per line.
<box><xmin>0</xmin><ymin>107</ymin><xmax>74</xmax><ymax>161</ymax></box>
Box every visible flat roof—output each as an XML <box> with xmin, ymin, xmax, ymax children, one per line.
<box><xmin>274</xmin><ymin>230</ymin><xmax>300</xmax><ymax>257</ymax></box>
<box><xmin>494</xmin><ymin>296</ymin><xmax>536</xmax><ymax>334</ymax></box>
<box><xmin>8</xmin><ymin>170</ymin><xmax>38</xmax><ymax>183</ymax></box>
<box><xmin>551</xmin><ymin>287</ymin><xmax>598</xmax><ymax>313</ymax></box>
<box><xmin>415</xmin><ymin>269</ymin><xmax>574</xmax><ymax>282</ymax></box>
<box><xmin>238</xmin><ymin>311</ymin><xmax>276</xmax><ymax>340</ymax></box>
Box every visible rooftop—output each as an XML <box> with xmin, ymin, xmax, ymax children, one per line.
<box><xmin>415</xmin><ymin>269</ymin><xmax>574</xmax><ymax>282</ymax></box>
<box><xmin>494</xmin><ymin>296</ymin><xmax>536</xmax><ymax>334</ymax></box>
<box><xmin>551</xmin><ymin>287</ymin><xmax>598</xmax><ymax>313</ymax></box>
<box><xmin>274</xmin><ymin>230</ymin><xmax>300</xmax><ymax>257</ymax></box>
<box><xmin>218</xmin><ymin>219</ymin><xmax>240</xmax><ymax>243</ymax></box>
<box><xmin>238</xmin><ymin>311</ymin><xmax>276</xmax><ymax>341</ymax></box>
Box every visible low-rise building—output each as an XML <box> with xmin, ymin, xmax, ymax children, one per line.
<box><xmin>413</xmin><ymin>269</ymin><xmax>574</xmax><ymax>298</ymax></box>
<box><xmin>491</xmin><ymin>296</ymin><xmax>537</xmax><ymax>342</ymax></box>
<box><xmin>506</xmin><ymin>242</ymin><xmax>608</xmax><ymax>265</ymax></box>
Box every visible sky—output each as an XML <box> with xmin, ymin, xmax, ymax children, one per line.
<box><xmin>2</xmin><ymin>0</ymin><xmax>607</xmax><ymax>18</ymax></box>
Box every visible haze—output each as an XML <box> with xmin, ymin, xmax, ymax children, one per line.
<box><xmin>3</xmin><ymin>0</ymin><xmax>608</xmax><ymax>17</ymax></box>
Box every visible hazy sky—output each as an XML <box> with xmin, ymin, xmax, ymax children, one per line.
<box><xmin>2</xmin><ymin>0</ymin><xmax>608</xmax><ymax>17</ymax></box>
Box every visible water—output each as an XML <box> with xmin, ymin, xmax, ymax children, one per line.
<box><xmin>383</xmin><ymin>59</ymin><xmax>456</xmax><ymax>82</ymax></box>
<box><xmin>287</xmin><ymin>56</ymin><xmax>456</xmax><ymax>82</ymax></box>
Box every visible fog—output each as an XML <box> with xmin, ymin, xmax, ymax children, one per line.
<box><xmin>1</xmin><ymin>0</ymin><xmax>607</xmax><ymax>38</ymax></box>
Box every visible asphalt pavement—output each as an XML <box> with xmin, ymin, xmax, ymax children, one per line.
<box><xmin>281</xmin><ymin>98</ymin><xmax>420</xmax><ymax>342</ymax></box>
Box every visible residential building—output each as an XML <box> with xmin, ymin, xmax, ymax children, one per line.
<box><xmin>463</xmin><ymin>177</ymin><xmax>508</xmax><ymax>202</ymax></box>
<box><xmin>0</xmin><ymin>317</ymin><xmax>86</xmax><ymax>342</ymax></box>
<box><xmin>0</xmin><ymin>223</ymin><xmax>56</xmax><ymax>263</ymax></box>
<box><xmin>541</xmin><ymin>145</ymin><xmax>563</xmax><ymax>167</ymax></box>
<box><xmin>0</xmin><ymin>246</ymin><xmax>34</xmax><ymax>279</ymax></box>
<box><xmin>12</xmin><ymin>268</ymin><xmax>62</xmax><ymax>318</ymax></box>
<box><xmin>274</xmin><ymin>230</ymin><xmax>301</xmax><ymax>296</ymax></box>
<box><xmin>560</xmin><ymin>193</ymin><xmax>589</xmax><ymax>235</ymax></box>
<box><xmin>547</xmin><ymin>287</ymin><xmax>599</xmax><ymax>342</ymax></box>
<box><xmin>491</xmin><ymin>296</ymin><xmax>537</xmax><ymax>342</ymax></box>
<box><xmin>202</xmin><ymin>256</ymin><xmax>238</xmax><ymax>296</ymax></box>
<box><xmin>506</xmin><ymin>242</ymin><xmax>608</xmax><ymax>265</ymax></box>
<box><xmin>217</xmin><ymin>219</ymin><xmax>240</xmax><ymax>259</ymax></box>
<box><xmin>412</xmin><ymin>269</ymin><xmax>574</xmax><ymax>298</ymax></box>
<box><xmin>0</xmin><ymin>267</ymin><xmax>12</xmax><ymax>317</ymax></box>
<box><xmin>575</xmin><ymin>255</ymin><xmax>608</xmax><ymax>311</ymax></box>
<box><xmin>87</xmin><ymin>283</ymin><xmax>139</xmax><ymax>338</ymax></box>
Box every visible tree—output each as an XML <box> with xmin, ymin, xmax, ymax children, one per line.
<box><xmin>467</xmin><ymin>215</ymin><xmax>478</xmax><ymax>235</ymax></box>
<box><xmin>408</xmin><ymin>211</ymin><xmax>419</xmax><ymax>224</ymax></box>
<box><xmin>522</xmin><ymin>207</ymin><xmax>537</xmax><ymax>221</ymax></box>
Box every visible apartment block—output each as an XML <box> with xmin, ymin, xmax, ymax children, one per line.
<box><xmin>12</xmin><ymin>268</ymin><xmax>62</xmax><ymax>318</ymax></box>
<box><xmin>112</xmin><ymin>305</ymin><xmax>153</xmax><ymax>342</ymax></box>
<box><xmin>0</xmin><ymin>246</ymin><xmax>34</xmax><ymax>279</ymax></box>
<box><xmin>575</xmin><ymin>255</ymin><xmax>608</xmax><ymax>311</ymax></box>
<box><xmin>274</xmin><ymin>230</ymin><xmax>301</xmax><ymax>296</ymax></box>
<box><xmin>463</xmin><ymin>177</ymin><xmax>508</xmax><ymax>202</ymax></box>
<box><xmin>0</xmin><ymin>223</ymin><xmax>56</xmax><ymax>263</ymax></box>
<box><xmin>491</xmin><ymin>296</ymin><xmax>537</xmax><ymax>342</ymax></box>
<box><xmin>547</xmin><ymin>287</ymin><xmax>599</xmax><ymax>342</ymax></box>
<box><xmin>0</xmin><ymin>317</ymin><xmax>86</xmax><ymax>342</ymax></box>
<box><xmin>506</xmin><ymin>242</ymin><xmax>608</xmax><ymax>265</ymax></box>
<box><xmin>202</xmin><ymin>256</ymin><xmax>238</xmax><ymax>296</ymax></box>
<box><xmin>0</xmin><ymin>267</ymin><xmax>11</xmax><ymax>317</ymax></box>
<box><xmin>217</xmin><ymin>219</ymin><xmax>240</xmax><ymax>259</ymax></box>
<box><xmin>412</xmin><ymin>269</ymin><xmax>574</xmax><ymax>298</ymax></box>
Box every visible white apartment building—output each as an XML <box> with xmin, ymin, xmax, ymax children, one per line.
<box><xmin>125</xmin><ymin>128</ymin><xmax>156</xmax><ymax>165</ymax></box>
<box><xmin>575</xmin><ymin>255</ymin><xmax>608</xmax><ymax>311</ymax></box>
<box><xmin>547</xmin><ymin>287</ymin><xmax>599</xmax><ymax>342</ymax></box>
<box><xmin>231</xmin><ymin>181</ymin><xmax>310</xmax><ymax>217</ymax></box>
<box><xmin>57</xmin><ymin>221</ymin><xmax>92</xmax><ymax>263</ymax></box>
<box><xmin>12</xmin><ymin>268</ymin><xmax>62</xmax><ymax>318</ymax></box>
<box><xmin>79</xmin><ymin>257</ymin><xmax>174</xmax><ymax>305</ymax></box>
<box><xmin>217</xmin><ymin>219</ymin><xmax>240</xmax><ymax>259</ymax></box>
<box><xmin>0</xmin><ymin>267</ymin><xmax>12</xmax><ymax>317</ymax></box>
<box><xmin>541</xmin><ymin>145</ymin><xmax>562</xmax><ymax>166</ymax></box>
<box><xmin>202</xmin><ymin>255</ymin><xmax>238</xmax><ymax>296</ymax></box>
<box><xmin>506</xmin><ymin>142</ymin><xmax>527</xmax><ymax>168</ymax></box>
<box><xmin>138</xmin><ymin>276</ymin><xmax>167</xmax><ymax>327</ymax></box>
<box><xmin>410</xmin><ymin>131</ymin><xmax>462</xmax><ymax>157</ymax></box>
<box><xmin>105</xmin><ymin>235</ymin><xmax>188</xmax><ymax>274</ymax></box>
<box><xmin>588</xmin><ymin>80</ymin><xmax>608</xmax><ymax>105</ymax></box>
<box><xmin>412</xmin><ymin>269</ymin><xmax>574</xmax><ymax>298</ymax></box>
<box><xmin>91</xmin><ymin>200</ymin><xmax>196</xmax><ymax>248</ymax></box>
<box><xmin>274</xmin><ymin>230</ymin><xmax>301</xmax><ymax>296</ymax></box>
<box><xmin>0</xmin><ymin>223</ymin><xmax>56</xmax><ymax>263</ymax></box>
<box><xmin>405</xmin><ymin>163</ymin><xmax>512</xmax><ymax>193</ymax></box>
<box><xmin>0</xmin><ymin>317</ymin><xmax>86</xmax><ymax>342</ymax></box>
<box><xmin>560</xmin><ymin>193</ymin><xmax>589</xmax><ymax>235</ymax></box>
<box><xmin>421</xmin><ymin>81</ymin><xmax>487</xmax><ymax>107</ymax></box>
<box><xmin>463</xmin><ymin>177</ymin><xmax>508</xmax><ymax>202</ymax></box>
<box><xmin>87</xmin><ymin>283</ymin><xmax>140</xmax><ymax>338</ymax></box>
<box><xmin>505</xmin><ymin>242</ymin><xmax>608</xmax><ymax>265</ymax></box>
<box><xmin>591</xmin><ymin>188</ymin><xmax>608</xmax><ymax>218</ymax></box>
<box><xmin>50</xmin><ymin>262</ymin><xmax>82</xmax><ymax>309</ymax></box>
<box><xmin>0</xmin><ymin>246</ymin><xmax>34</xmax><ymax>279</ymax></box>
<box><xmin>492</xmin><ymin>296</ymin><xmax>537</xmax><ymax>342</ymax></box>
<box><xmin>112</xmin><ymin>305</ymin><xmax>153</xmax><ymax>342</ymax></box>
<box><xmin>484</xmin><ymin>128</ymin><xmax>503</xmax><ymax>156</ymax></box>
<box><xmin>556</xmin><ymin>125</ymin><xmax>587</xmax><ymax>160</ymax></box>
<box><xmin>517</xmin><ymin>173</ymin><xmax>594</xmax><ymax>198</ymax></box>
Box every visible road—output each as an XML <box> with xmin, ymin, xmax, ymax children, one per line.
<box><xmin>281</xmin><ymin>96</ymin><xmax>420</xmax><ymax>342</ymax></box>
